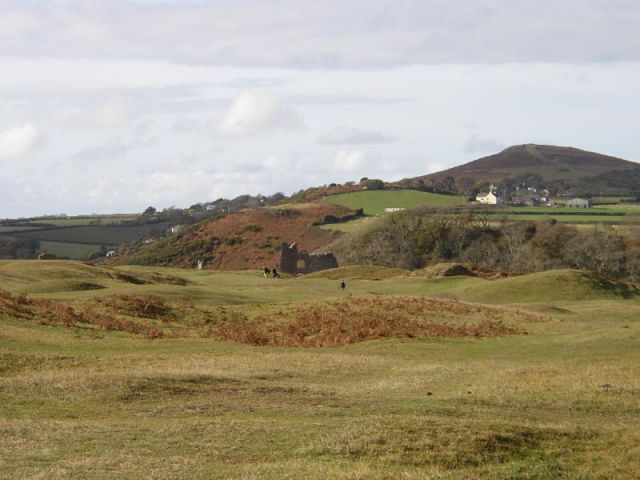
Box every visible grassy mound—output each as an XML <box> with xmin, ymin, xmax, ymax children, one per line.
<box><xmin>208</xmin><ymin>296</ymin><xmax>525</xmax><ymax>347</ymax></box>
<box><xmin>418</xmin><ymin>262</ymin><xmax>477</xmax><ymax>278</ymax></box>
<box><xmin>21</xmin><ymin>280</ymin><xmax>108</xmax><ymax>294</ymax></box>
<box><xmin>0</xmin><ymin>260</ymin><xmax>191</xmax><ymax>294</ymax></box>
<box><xmin>455</xmin><ymin>269</ymin><xmax>639</xmax><ymax>304</ymax></box>
<box><xmin>305</xmin><ymin>265</ymin><xmax>407</xmax><ymax>280</ymax></box>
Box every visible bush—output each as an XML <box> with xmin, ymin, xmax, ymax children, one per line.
<box><xmin>360</xmin><ymin>178</ymin><xmax>385</xmax><ymax>190</ymax></box>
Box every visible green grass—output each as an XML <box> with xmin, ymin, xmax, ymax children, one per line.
<box><xmin>593</xmin><ymin>203</ymin><xmax>640</xmax><ymax>212</ymax></box>
<box><xmin>305</xmin><ymin>265</ymin><xmax>408</xmax><ymax>280</ymax></box>
<box><xmin>504</xmin><ymin>213</ymin><xmax>635</xmax><ymax>223</ymax></box>
<box><xmin>0</xmin><ymin>226</ymin><xmax>42</xmax><ymax>233</ymax></box>
<box><xmin>445</xmin><ymin>269</ymin><xmax>640</xmax><ymax>304</ymax></box>
<box><xmin>324</xmin><ymin>190</ymin><xmax>466</xmax><ymax>216</ymax></box>
<box><xmin>474</xmin><ymin>205</ymin><xmax>640</xmax><ymax>224</ymax></box>
<box><xmin>1</xmin><ymin>261</ymin><xmax>640</xmax><ymax>478</ymax></box>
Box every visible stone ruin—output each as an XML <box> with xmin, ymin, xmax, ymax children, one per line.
<box><xmin>278</xmin><ymin>242</ymin><xmax>338</xmax><ymax>275</ymax></box>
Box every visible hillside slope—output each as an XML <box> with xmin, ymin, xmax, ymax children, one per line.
<box><xmin>120</xmin><ymin>204</ymin><xmax>351</xmax><ymax>269</ymax></box>
<box><xmin>411</xmin><ymin>144</ymin><xmax>640</xmax><ymax>193</ymax></box>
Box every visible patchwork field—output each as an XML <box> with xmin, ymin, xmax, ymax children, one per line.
<box><xmin>321</xmin><ymin>190</ymin><xmax>640</xmax><ymax>235</ymax></box>
<box><xmin>0</xmin><ymin>216</ymin><xmax>171</xmax><ymax>259</ymax></box>
<box><xmin>1</xmin><ymin>260</ymin><xmax>639</xmax><ymax>479</ymax></box>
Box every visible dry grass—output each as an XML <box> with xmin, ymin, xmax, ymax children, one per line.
<box><xmin>207</xmin><ymin>297</ymin><xmax>529</xmax><ymax>347</ymax></box>
<box><xmin>0</xmin><ymin>289</ymin><xmax>165</xmax><ymax>338</ymax></box>
<box><xmin>2</xmin><ymin>265</ymin><xmax>640</xmax><ymax>479</ymax></box>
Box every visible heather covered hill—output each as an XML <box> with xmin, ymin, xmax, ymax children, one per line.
<box><xmin>403</xmin><ymin>144</ymin><xmax>640</xmax><ymax>195</ymax></box>
<box><xmin>120</xmin><ymin>203</ymin><xmax>353</xmax><ymax>269</ymax></box>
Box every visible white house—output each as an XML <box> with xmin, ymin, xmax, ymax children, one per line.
<box><xmin>476</xmin><ymin>185</ymin><xmax>502</xmax><ymax>205</ymax></box>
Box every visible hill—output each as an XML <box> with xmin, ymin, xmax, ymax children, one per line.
<box><xmin>120</xmin><ymin>203</ymin><xmax>351</xmax><ymax>269</ymax></box>
<box><xmin>406</xmin><ymin>144</ymin><xmax>640</xmax><ymax>195</ymax></box>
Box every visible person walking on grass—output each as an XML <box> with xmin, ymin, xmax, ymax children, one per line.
<box><xmin>272</xmin><ymin>267</ymin><xmax>280</xmax><ymax>278</ymax></box>
<box><xmin>340</xmin><ymin>279</ymin><xmax>346</xmax><ymax>290</ymax></box>
<box><xmin>263</xmin><ymin>266</ymin><xmax>270</xmax><ymax>278</ymax></box>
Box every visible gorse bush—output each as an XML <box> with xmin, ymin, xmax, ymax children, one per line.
<box><xmin>333</xmin><ymin>207</ymin><xmax>640</xmax><ymax>279</ymax></box>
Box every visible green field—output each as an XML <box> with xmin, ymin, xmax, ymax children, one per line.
<box><xmin>1</xmin><ymin>260</ymin><xmax>639</xmax><ymax>479</ymax></box>
<box><xmin>18</xmin><ymin>225</ymin><xmax>154</xmax><ymax>245</ymax></box>
<box><xmin>37</xmin><ymin>241</ymin><xmax>105</xmax><ymax>259</ymax></box>
<box><xmin>484</xmin><ymin>204</ymin><xmax>640</xmax><ymax>224</ymax></box>
<box><xmin>0</xmin><ymin>226</ymin><xmax>42</xmax><ymax>233</ymax></box>
<box><xmin>16</xmin><ymin>214</ymin><xmax>140</xmax><ymax>227</ymax></box>
<box><xmin>324</xmin><ymin>190</ymin><xmax>466</xmax><ymax>216</ymax></box>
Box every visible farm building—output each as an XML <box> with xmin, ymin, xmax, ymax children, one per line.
<box><xmin>476</xmin><ymin>185</ymin><xmax>503</xmax><ymax>205</ymax></box>
<box><xmin>566</xmin><ymin>198</ymin><xmax>592</xmax><ymax>208</ymax></box>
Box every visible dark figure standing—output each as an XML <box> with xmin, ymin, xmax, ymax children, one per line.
<box><xmin>340</xmin><ymin>279</ymin><xmax>346</xmax><ymax>290</ymax></box>
<box><xmin>263</xmin><ymin>266</ymin><xmax>270</xmax><ymax>278</ymax></box>
<box><xmin>272</xmin><ymin>268</ymin><xmax>279</xmax><ymax>278</ymax></box>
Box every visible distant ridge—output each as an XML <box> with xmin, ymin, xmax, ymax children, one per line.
<box><xmin>422</xmin><ymin>144</ymin><xmax>638</xmax><ymax>183</ymax></box>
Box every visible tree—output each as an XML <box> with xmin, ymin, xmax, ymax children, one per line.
<box><xmin>361</xmin><ymin>179</ymin><xmax>385</xmax><ymax>190</ymax></box>
<box><xmin>564</xmin><ymin>227</ymin><xmax>625</xmax><ymax>276</ymax></box>
<box><xmin>143</xmin><ymin>206</ymin><xmax>156</xmax><ymax>215</ymax></box>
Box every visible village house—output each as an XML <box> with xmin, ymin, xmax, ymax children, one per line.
<box><xmin>475</xmin><ymin>185</ymin><xmax>503</xmax><ymax>205</ymax></box>
<box><xmin>566</xmin><ymin>198</ymin><xmax>592</xmax><ymax>208</ymax></box>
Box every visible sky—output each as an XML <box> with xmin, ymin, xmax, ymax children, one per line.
<box><xmin>1</xmin><ymin>0</ymin><xmax>640</xmax><ymax>218</ymax></box>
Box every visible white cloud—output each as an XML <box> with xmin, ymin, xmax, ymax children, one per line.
<box><xmin>464</xmin><ymin>135</ymin><xmax>506</xmax><ymax>155</ymax></box>
<box><xmin>68</xmin><ymin>96</ymin><xmax>138</xmax><ymax>129</ymax></box>
<box><xmin>1</xmin><ymin>1</ymin><xmax>640</xmax><ymax>67</ymax></box>
<box><xmin>264</xmin><ymin>153</ymin><xmax>300</xmax><ymax>170</ymax></box>
<box><xmin>0</xmin><ymin>123</ymin><xmax>42</xmax><ymax>160</ymax></box>
<box><xmin>318</xmin><ymin>127</ymin><xmax>396</xmax><ymax>145</ymax></box>
<box><xmin>332</xmin><ymin>150</ymin><xmax>366</xmax><ymax>172</ymax></box>
<box><xmin>219</xmin><ymin>91</ymin><xmax>304</xmax><ymax>137</ymax></box>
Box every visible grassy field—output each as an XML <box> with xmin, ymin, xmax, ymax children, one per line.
<box><xmin>487</xmin><ymin>205</ymin><xmax>640</xmax><ymax>224</ymax></box>
<box><xmin>1</xmin><ymin>260</ymin><xmax>639</xmax><ymax>478</ymax></box>
<box><xmin>36</xmin><ymin>241</ymin><xmax>105</xmax><ymax>259</ymax></box>
<box><xmin>17</xmin><ymin>225</ymin><xmax>154</xmax><ymax>245</ymax></box>
<box><xmin>14</xmin><ymin>214</ymin><xmax>140</xmax><ymax>227</ymax></box>
<box><xmin>324</xmin><ymin>190</ymin><xmax>466</xmax><ymax>216</ymax></box>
